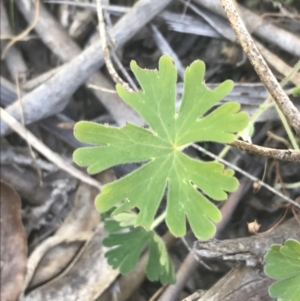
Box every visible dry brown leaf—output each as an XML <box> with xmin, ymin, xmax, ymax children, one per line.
<box><xmin>24</xmin><ymin>225</ymin><xmax>119</xmax><ymax>301</ymax></box>
<box><xmin>28</xmin><ymin>182</ymin><xmax>100</xmax><ymax>288</ymax></box>
<box><xmin>0</xmin><ymin>181</ymin><xmax>27</xmax><ymax>301</ymax></box>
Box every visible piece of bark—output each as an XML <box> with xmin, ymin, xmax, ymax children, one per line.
<box><xmin>193</xmin><ymin>265</ymin><xmax>273</xmax><ymax>301</ymax></box>
<box><xmin>0</xmin><ymin>181</ymin><xmax>27</xmax><ymax>301</ymax></box>
<box><xmin>188</xmin><ymin>216</ymin><xmax>300</xmax><ymax>301</ymax></box>
<box><xmin>194</xmin><ymin>216</ymin><xmax>300</xmax><ymax>266</ymax></box>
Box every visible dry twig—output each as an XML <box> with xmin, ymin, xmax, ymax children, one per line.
<box><xmin>230</xmin><ymin>140</ymin><xmax>300</xmax><ymax>162</ymax></box>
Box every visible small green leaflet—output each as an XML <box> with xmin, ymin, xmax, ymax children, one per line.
<box><xmin>292</xmin><ymin>86</ymin><xmax>300</xmax><ymax>97</ymax></box>
<box><xmin>73</xmin><ymin>55</ymin><xmax>248</xmax><ymax>239</ymax></box>
<box><xmin>102</xmin><ymin>212</ymin><xmax>176</xmax><ymax>284</ymax></box>
<box><xmin>264</xmin><ymin>239</ymin><xmax>300</xmax><ymax>301</ymax></box>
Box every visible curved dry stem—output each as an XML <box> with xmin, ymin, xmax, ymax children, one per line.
<box><xmin>230</xmin><ymin>140</ymin><xmax>300</xmax><ymax>162</ymax></box>
<box><xmin>220</xmin><ymin>0</ymin><xmax>300</xmax><ymax>137</ymax></box>
<box><xmin>1</xmin><ymin>0</ymin><xmax>40</xmax><ymax>59</ymax></box>
<box><xmin>96</xmin><ymin>0</ymin><xmax>133</xmax><ymax>92</ymax></box>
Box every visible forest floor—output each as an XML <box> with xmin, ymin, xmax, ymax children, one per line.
<box><xmin>1</xmin><ymin>0</ymin><xmax>300</xmax><ymax>301</ymax></box>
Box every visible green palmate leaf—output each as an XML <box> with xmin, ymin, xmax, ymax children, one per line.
<box><xmin>73</xmin><ymin>55</ymin><xmax>248</xmax><ymax>239</ymax></box>
<box><xmin>102</xmin><ymin>214</ymin><xmax>176</xmax><ymax>284</ymax></box>
<box><xmin>264</xmin><ymin>239</ymin><xmax>300</xmax><ymax>301</ymax></box>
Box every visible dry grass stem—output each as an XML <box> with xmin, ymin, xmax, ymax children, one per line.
<box><xmin>1</xmin><ymin>0</ymin><xmax>40</xmax><ymax>59</ymax></box>
<box><xmin>267</xmin><ymin>131</ymin><xmax>292</xmax><ymax>149</ymax></box>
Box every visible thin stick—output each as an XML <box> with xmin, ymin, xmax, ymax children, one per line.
<box><xmin>229</xmin><ymin>140</ymin><xmax>300</xmax><ymax>162</ymax></box>
<box><xmin>111</xmin><ymin>51</ymin><xmax>139</xmax><ymax>91</ymax></box>
<box><xmin>0</xmin><ymin>108</ymin><xmax>101</xmax><ymax>190</ymax></box>
<box><xmin>267</xmin><ymin>131</ymin><xmax>291</xmax><ymax>149</ymax></box>
<box><xmin>15</xmin><ymin>74</ymin><xmax>43</xmax><ymax>184</ymax></box>
<box><xmin>192</xmin><ymin>143</ymin><xmax>300</xmax><ymax>209</ymax></box>
<box><xmin>96</xmin><ymin>0</ymin><xmax>133</xmax><ymax>92</ymax></box>
<box><xmin>0</xmin><ymin>34</ymin><xmax>37</xmax><ymax>41</ymax></box>
<box><xmin>1</xmin><ymin>0</ymin><xmax>40</xmax><ymax>59</ymax></box>
<box><xmin>149</xmin><ymin>285</ymin><xmax>167</xmax><ymax>301</ymax></box>
<box><xmin>87</xmin><ymin>84</ymin><xmax>117</xmax><ymax>94</ymax></box>
<box><xmin>219</xmin><ymin>0</ymin><xmax>300</xmax><ymax>136</ymax></box>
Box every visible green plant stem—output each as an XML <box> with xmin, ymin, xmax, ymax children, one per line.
<box><xmin>276</xmin><ymin>181</ymin><xmax>300</xmax><ymax>189</ymax></box>
<box><xmin>281</xmin><ymin>60</ymin><xmax>300</xmax><ymax>87</ymax></box>
<box><xmin>218</xmin><ymin>102</ymin><xmax>274</xmax><ymax>158</ymax></box>
<box><xmin>219</xmin><ymin>60</ymin><xmax>300</xmax><ymax>158</ymax></box>
<box><xmin>151</xmin><ymin>211</ymin><xmax>167</xmax><ymax>230</ymax></box>
<box><xmin>275</xmin><ymin>104</ymin><xmax>299</xmax><ymax>149</ymax></box>
<box><xmin>218</xmin><ymin>144</ymin><xmax>231</xmax><ymax>159</ymax></box>
<box><xmin>9</xmin><ymin>0</ymin><xmax>15</xmax><ymax>31</ymax></box>
<box><xmin>273</xmin><ymin>60</ymin><xmax>300</xmax><ymax>149</ymax></box>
